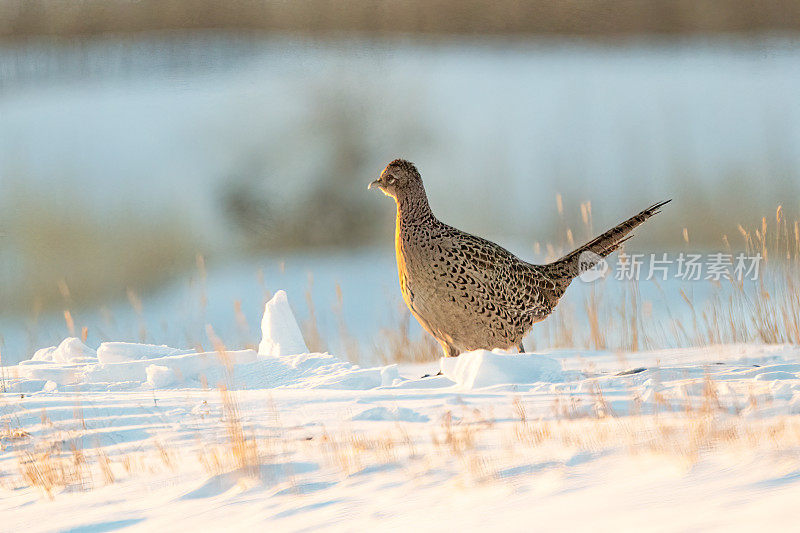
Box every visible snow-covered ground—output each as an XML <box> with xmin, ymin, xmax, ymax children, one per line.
<box><xmin>2</xmin><ymin>291</ymin><xmax>800</xmax><ymax>531</ymax></box>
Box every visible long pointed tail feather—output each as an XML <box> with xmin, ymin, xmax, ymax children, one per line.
<box><xmin>543</xmin><ymin>199</ymin><xmax>671</xmax><ymax>292</ymax></box>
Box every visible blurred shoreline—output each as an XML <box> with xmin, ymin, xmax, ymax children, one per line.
<box><xmin>2</xmin><ymin>0</ymin><xmax>800</xmax><ymax>41</ymax></box>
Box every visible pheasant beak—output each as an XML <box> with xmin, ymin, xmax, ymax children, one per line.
<box><xmin>367</xmin><ymin>178</ymin><xmax>382</xmax><ymax>191</ymax></box>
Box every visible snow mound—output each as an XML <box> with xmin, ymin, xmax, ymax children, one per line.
<box><xmin>11</xmin><ymin>344</ymin><xmax>399</xmax><ymax>392</ymax></box>
<box><xmin>145</xmin><ymin>364</ymin><xmax>176</xmax><ymax>388</ymax></box>
<box><xmin>440</xmin><ymin>349</ymin><xmax>564</xmax><ymax>389</ymax></box>
<box><xmin>97</xmin><ymin>342</ymin><xmax>192</xmax><ymax>364</ymax></box>
<box><xmin>30</xmin><ymin>337</ymin><xmax>97</xmax><ymax>364</ymax></box>
<box><xmin>258</xmin><ymin>290</ymin><xmax>308</xmax><ymax>357</ymax></box>
<box><xmin>82</xmin><ymin>349</ymin><xmax>259</xmax><ymax>387</ymax></box>
<box><xmin>5</xmin><ymin>290</ymin><xmax>401</xmax><ymax>392</ymax></box>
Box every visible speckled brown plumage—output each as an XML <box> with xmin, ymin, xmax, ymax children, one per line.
<box><xmin>369</xmin><ymin>159</ymin><xmax>670</xmax><ymax>357</ymax></box>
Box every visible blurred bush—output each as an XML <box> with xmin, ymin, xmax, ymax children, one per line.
<box><xmin>218</xmin><ymin>80</ymin><xmax>430</xmax><ymax>252</ymax></box>
<box><xmin>0</xmin><ymin>183</ymin><xmax>198</xmax><ymax>315</ymax></box>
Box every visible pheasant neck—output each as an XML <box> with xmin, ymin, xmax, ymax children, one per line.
<box><xmin>396</xmin><ymin>191</ymin><xmax>434</xmax><ymax>227</ymax></box>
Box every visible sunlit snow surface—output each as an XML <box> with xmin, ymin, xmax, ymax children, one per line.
<box><xmin>2</xmin><ymin>292</ymin><xmax>800</xmax><ymax>531</ymax></box>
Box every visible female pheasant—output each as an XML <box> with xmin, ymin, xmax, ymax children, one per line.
<box><xmin>369</xmin><ymin>159</ymin><xmax>669</xmax><ymax>357</ymax></box>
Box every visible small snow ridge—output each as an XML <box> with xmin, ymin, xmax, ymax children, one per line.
<box><xmin>258</xmin><ymin>290</ymin><xmax>308</xmax><ymax>357</ymax></box>
<box><xmin>293</xmin><ymin>361</ymin><xmax>399</xmax><ymax>390</ymax></box>
<box><xmin>755</xmin><ymin>371</ymin><xmax>798</xmax><ymax>381</ymax></box>
<box><xmin>97</xmin><ymin>342</ymin><xmax>192</xmax><ymax>364</ymax></box>
<box><xmin>84</xmin><ymin>349</ymin><xmax>259</xmax><ymax>387</ymax></box>
<box><xmin>440</xmin><ymin>349</ymin><xmax>564</xmax><ymax>389</ymax></box>
<box><xmin>350</xmin><ymin>406</ymin><xmax>430</xmax><ymax>423</ymax></box>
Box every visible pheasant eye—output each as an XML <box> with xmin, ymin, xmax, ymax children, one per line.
<box><xmin>386</xmin><ymin>175</ymin><xmax>396</xmax><ymax>184</ymax></box>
